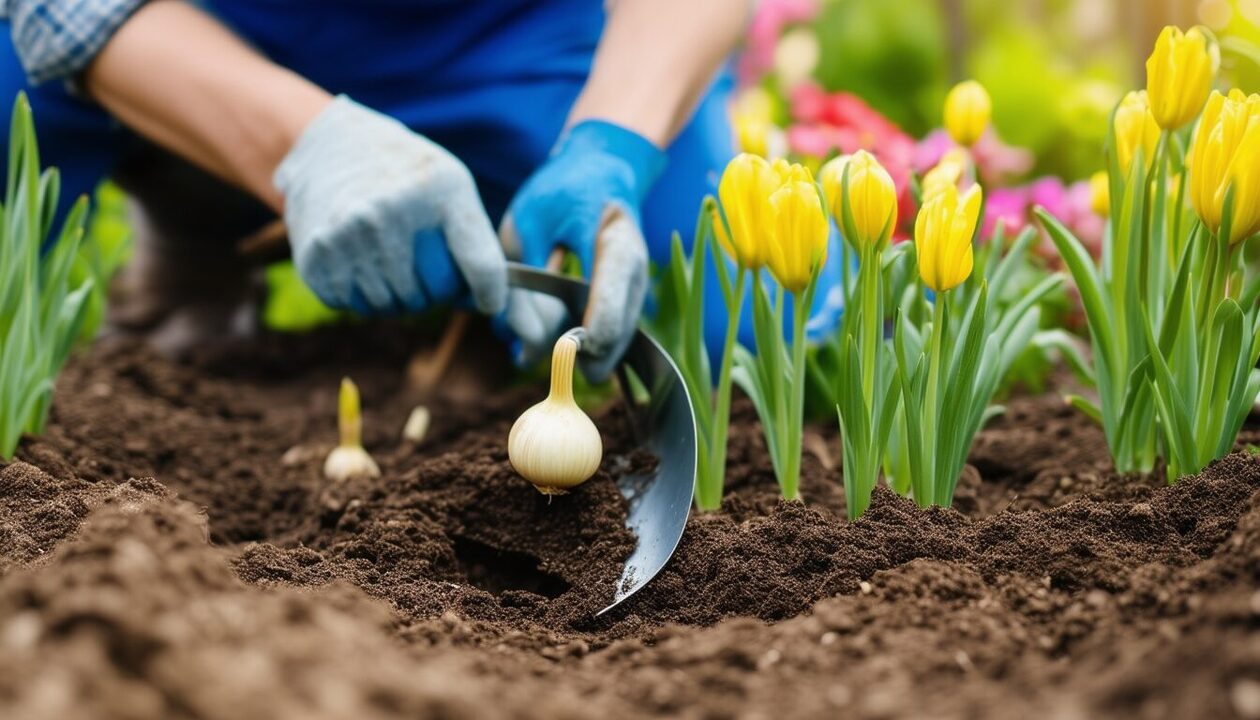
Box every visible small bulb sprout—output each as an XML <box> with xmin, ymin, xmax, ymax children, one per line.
<box><xmin>324</xmin><ymin>377</ymin><xmax>381</xmax><ymax>482</ymax></box>
<box><xmin>508</xmin><ymin>332</ymin><xmax>603</xmax><ymax>495</ymax></box>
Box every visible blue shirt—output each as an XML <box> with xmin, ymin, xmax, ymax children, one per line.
<box><xmin>0</xmin><ymin>0</ymin><xmax>604</xmax><ymax>89</ymax></box>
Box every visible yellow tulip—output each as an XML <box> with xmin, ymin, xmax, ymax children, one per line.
<box><xmin>915</xmin><ymin>184</ymin><xmax>981</xmax><ymax>293</ymax></box>
<box><xmin>732</xmin><ymin>87</ymin><xmax>779</xmax><ymax>158</ymax></box>
<box><xmin>920</xmin><ymin>148</ymin><xmax>968</xmax><ymax>204</ymax></box>
<box><xmin>772</xmin><ymin>157</ymin><xmax>812</xmax><ymax>185</ymax></box>
<box><xmin>1113</xmin><ymin>91</ymin><xmax>1161</xmax><ymax>175</ymax></box>
<box><xmin>734</xmin><ymin>115</ymin><xmax>771</xmax><ymax>158</ymax></box>
<box><xmin>1145</xmin><ymin>26</ymin><xmax>1218</xmax><ymax>131</ymax></box>
<box><xmin>1189</xmin><ymin>89</ymin><xmax>1260</xmax><ymax>243</ymax></box>
<box><xmin>716</xmin><ymin>153</ymin><xmax>779</xmax><ymax>269</ymax></box>
<box><xmin>1089</xmin><ymin>171</ymin><xmax>1110</xmax><ymax>217</ymax></box>
<box><xmin>767</xmin><ymin>176</ymin><xmax>830</xmax><ymax>294</ymax></box>
<box><xmin>943</xmin><ymin>80</ymin><xmax>991</xmax><ymax>148</ymax></box>
<box><xmin>820</xmin><ymin>150</ymin><xmax>898</xmax><ymax>249</ymax></box>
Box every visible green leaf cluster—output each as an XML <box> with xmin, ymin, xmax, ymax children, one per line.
<box><xmin>886</xmin><ymin>226</ymin><xmax>1062</xmax><ymax>508</ymax></box>
<box><xmin>649</xmin><ymin>199</ymin><xmax>748</xmax><ymax>510</ymax></box>
<box><xmin>0</xmin><ymin>93</ymin><xmax>95</xmax><ymax>459</ymax></box>
<box><xmin>1041</xmin><ymin>105</ymin><xmax>1260</xmax><ymax>481</ymax></box>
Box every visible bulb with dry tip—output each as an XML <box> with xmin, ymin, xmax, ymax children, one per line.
<box><xmin>508</xmin><ymin>332</ymin><xmax>603</xmax><ymax>494</ymax></box>
<box><xmin>324</xmin><ymin>377</ymin><xmax>381</xmax><ymax>482</ymax></box>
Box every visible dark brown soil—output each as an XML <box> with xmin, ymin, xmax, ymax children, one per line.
<box><xmin>2</xmin><ymin>324</ymin><xmax>1259</xmax><ymax>719</ymax></box>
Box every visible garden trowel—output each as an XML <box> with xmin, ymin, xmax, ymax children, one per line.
<box><xmin>506</xmin><ymin>262</ymin><xmax>696</xmax><ymax>616</ymax></box>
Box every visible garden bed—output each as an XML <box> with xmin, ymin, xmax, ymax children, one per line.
<box><xmin>1</xmin><ymin>324</ymin><xmax>1258</xmax><ymax>719</ymax></box>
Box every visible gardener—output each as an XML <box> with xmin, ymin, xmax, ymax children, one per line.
<box><xmin>0</xmin><ymin>0</ymin><xmax>843</xmax><ymax>378</ymax></box>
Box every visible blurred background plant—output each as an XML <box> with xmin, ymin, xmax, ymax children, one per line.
<box><xmin>737</xmin><ymin>0</ymin><xmax>1260</xmax><ymax>401</ymax></box>
<box><xmin>744</xmin><ymin>0</ymin><xmax>1258</xmax><ymax>178</ymax></box>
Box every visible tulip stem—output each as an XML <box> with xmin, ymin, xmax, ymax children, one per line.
<box><xmin>920</xmin><ymin>294</ymin><xmax>948</xmax><ymax>507</ymax></box>
<box><xmin>859</xmin><ymin>245</ymin><xmax>881</xmax><ymax>409</ymax></box>
<box><xmin>704</xmin><ymin>268</ymin><xmax>747</xmax><ymax>510</ymax></box>
<box><xmin>782</xmin><ymin>286</ymin><xmax>813</xmax><ymax>502</ymax></box>
<box><xmin>773</xmin><ymin>283</ymin><xmax>789</xmax><ymax>470</ymax></box>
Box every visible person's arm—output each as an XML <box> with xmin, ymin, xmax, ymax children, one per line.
<box><xmin>501</xmin><ymin>2</ymin><xmax>749</xmax><ymax>378</ymax></box>
<box><xmin>566</xmin><ymin>0</ymin><xmax>751</xmax><ymax>147</ymax></box>
<box><xmin>79</xmin><ymin>1</ymin><xmax>506</xmax><ymax>318</ymax></box>
<box><xmin>81</xmin><ymin>0</ymin><xmax>331</xmax><ymax>212</ymax></box>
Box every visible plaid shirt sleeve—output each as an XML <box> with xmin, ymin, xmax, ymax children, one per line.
<box><xmin>0</xmin><ymin>0</ymin><xmax>147</xmax><ymax>84</ymax></box>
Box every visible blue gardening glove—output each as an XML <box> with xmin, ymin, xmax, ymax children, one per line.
<box><xmin>276</xmin><ymin>96</ymin><xmax>507</xmax><ymax>316</ymax></box>
<box><xmin>501</xmin><ymin>120</ymin><xmax>667</xmax><ymax>381</ymax></box>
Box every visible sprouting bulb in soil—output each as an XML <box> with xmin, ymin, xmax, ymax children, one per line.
<box><xmin>324</xmin><ymin>377</ymin><xmax>381</xmax><ymax>482</ymax></box>
<box><xmin>508</xmin><ymin>332</ymin><xmax>602</xmax><ymax>494</ymax></box>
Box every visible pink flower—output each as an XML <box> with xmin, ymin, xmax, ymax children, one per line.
<box><xmin>914</xmin><ymin>130</ymin><xmax>955</xmax><ymax>173</ymax></box>
<box><xmin>971</xmin><ymin>132</ymin><xmax>1035</xmax><ymax>186</ymax></box>
<box><xmin>786</xmin><ymin>123</ymin><xmax>836</xmax><ymax>158</ymax></box>
<box><xmin>1065</xmin><ymin>180</ymin><xmax>1105</xmax><ymax>257</ymax></box>
<box><xmin>739</xmin><ymin>0</ymin><xmax>821</xmax><ymax>85</ymax></box>
<box><xmin>785</xmin><ymin>88</ymin><xmax>918</xmax><ymax>240</ymax></box>
<box><xmin>985</xmin><ymin>177</ymin><xmax>1105</xmax><ymax>260</ymax></box>
<box><xmin>789</xmin><ymin>82</ymin><xmax>830</xmax><ymax>124</ymax></box>
<box><xmin>915</xmin><ymin>129</ymin><xmax>1034</xmax><ymax>186</ymax></box>
<box><xmin>983</xmin><ymin>187</ymin><xmax>1031</xmax><ymax>240</ymax></box>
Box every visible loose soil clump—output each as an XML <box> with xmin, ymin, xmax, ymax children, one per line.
<box><xmin>1</xmin><ymin>325</ymin><xmax>1258</xmax><ymax>719</ymax></box>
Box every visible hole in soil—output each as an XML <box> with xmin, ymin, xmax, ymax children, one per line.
<box><xmin>453</xmin><ymin>537</ymin><xmax>570</xmax><ymax>599</ymax></box>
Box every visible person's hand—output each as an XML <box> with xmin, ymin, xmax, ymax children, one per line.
<box><xmin>276</xmin><ymin>96</ymin><xmax>507</xmax><ymax>316</ymax></box>
<box><xmin>501</xmin><ymin>120</ymin><xmax>667</xmax><ymax>381</ymax></box>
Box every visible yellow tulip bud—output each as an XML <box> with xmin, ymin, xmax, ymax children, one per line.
<box><xmin>1189</xmin><ymin>89</ymin><xmax>1260</xmax><ymax>244</ymax></box>
<box><xmin>1145</xmin><ymin>26</ymin><xmax>1218</xmax><ymax>131</ymax></box>
<box><xmin>914</xmin><ymin>184</ymin><xmax>981</xmax><ymax>293</ymax></box>
<box><xmin>767</xmin><ymin>175</ymin><xmax>830</xmax><ymax>294</ymax></box>
<box><xmin>717</xmin><ymin>153</ymin><xmax>779</xmax><ymax>269</ymax></box>
<box><xmin>943</xmin><ymin>80</ymin><xmax>991</xmax><ymax>148</ymax></box>
<box><xmin>820</xmin><ymin>150</ymin><xmax>898</xmax><ymax>250</ymax></box>
<box><xmin>920</xmin><ymin>148</ymin><xmax>968</xmax><ymax>204</ymax></box>
<box><xmin>1089</xmin><ymin>171</ymin><xmax>1110</xmax><ymax>217</ymax></box>
<box><xmin>1113</xmin><ymin>91</ymin><xmax>1162</xmax><ymax>175</ymax></box>
<box><xmin>772</xmin><ymin>157</ymin><xmax>812</xmax><ymax>185</ymax></box>
<box><xmin>734</xmin><ymin>115</ymin><xmax>770</xmax><ymax>158</ymax></box>
<box><xmin>732</xmin><ymin>87</ymin><xmax>778</xmax><ymax>158</ymax></box>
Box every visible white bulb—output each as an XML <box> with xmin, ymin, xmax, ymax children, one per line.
<box><xmin>507</xmin><ymin>335</ymin><xmax>603</xmax><ymax>494</ymax></box>
<box><xmin>323</xmin><ymin>445</ymin><xmax>380</xmax><ymax>482</ymax></box>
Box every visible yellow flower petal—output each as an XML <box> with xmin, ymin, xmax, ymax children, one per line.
<box><xmin>767</xmin><ymin>172</ymin><xmax>829</xmax><ymax>294</ymax></box>
<box><xmin>1188</xmin><ymin>89</ymin><xmax>1260</xmax><ymax>242</ymax></box>
<box><xmin>944</xmin><ymin>80</ymin><xmax>991</xmax><ymax>148</ymax></box>
<box><xmin>914</xmin><ymin>184</ymin><xmax>980</xmax><ymax>293</ymax></box>
<box><xmin>819</xmin><ymin>150</ymin><xmax>897</xmax><ymax>250</ymax></box>
<box><xmin>717</xmin><ymin>153</ymin><xmax>779</xmax><ymax>269</ymax></box>
<box><xmin>1113</xmin><ymin>91</ymin><xmax>1161</xmax><ymax>176</ymax></box>
<box><xmin>1145</xmin><ymin>26</ymin><xmax>1218</xmax><ymax>131</ymax></box>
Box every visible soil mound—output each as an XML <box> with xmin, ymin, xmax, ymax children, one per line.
<box><xmin>1</xmin><ymin>331</ymin><xmax>1257</xmax><ymax>718</ymax></box>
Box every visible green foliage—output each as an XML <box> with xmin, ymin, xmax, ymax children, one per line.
<box><xmin>1039</xmin><ymin>111</ymin><xmax>1260</xmax><ymax>481</ymax></box>
<box><xmin>0</xmin><ymin>93</ymin><xmax>94</xmax><ymax>459</ymax></box>
<box><xmin>75</xmin><ymin>181</ymin><xmax>131</xmax><ymax>342</ymax></box>
<box><xmin>886</xmin><ymin>226</ymin><xmax>1062</xmax><ymax>507</ymax></box>
<box><xmin>732</xmin><ymin>265</ymin><xmax>818</xmax><ymax>503</ymax></box>
<box><xmin>647</xmin><ymin>199</ymin><xmax>746</xmax><ymax>510</ymax></box>
<box><xmin>263</xmin><ymin>260</ymin><xmax>345</xmax><ymax>331</ymax></box>
<box><xmin>969</xmin><ymin>23</ymin><xmax>1123</xmax><ymax>180</ymax></box>
<box><xmin>811</xmin><ymin>0</ymin><xmax>948</xmax><ymax>135</ymax></box>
